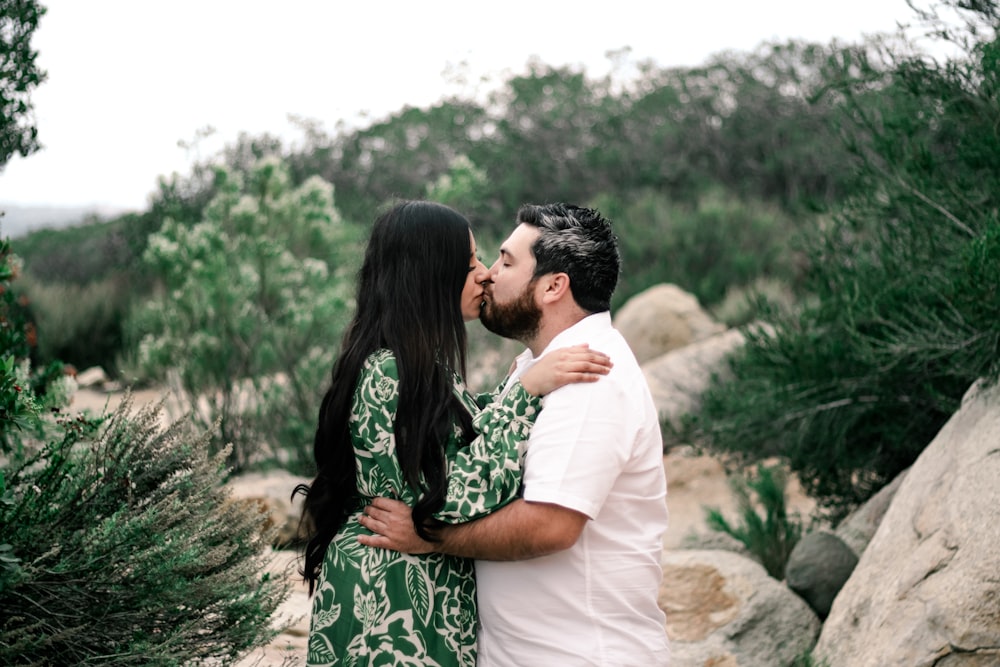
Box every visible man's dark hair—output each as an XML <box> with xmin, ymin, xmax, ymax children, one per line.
<box><xmin>517</xmin><ymin>203</ymin><xmax>621</xmax><ymax>313</ymax></box>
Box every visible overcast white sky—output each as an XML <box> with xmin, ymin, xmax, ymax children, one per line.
<box><xmin>1</xmin><ymin>0</ymin><xmax>924</xmax><ymax>212</ymax></box>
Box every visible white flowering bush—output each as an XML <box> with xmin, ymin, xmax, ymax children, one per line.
<box><xmin>129</xmin><ymin>158</ymin><xmax>363</xmax><ymax>473</ymax></box>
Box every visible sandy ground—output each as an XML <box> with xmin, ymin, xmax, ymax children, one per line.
<box><xmin>69</xmin><ymin>386</ymin><xmax>815</xmax><ymax>666</ymax></box>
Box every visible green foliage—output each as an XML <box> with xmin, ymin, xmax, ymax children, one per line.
<box><xmin>593</xmin><ymin>188</ymin><xmax>804</xmax><ymax>310</ymax></box>
<box><xmin>426</xmin><ymin>155</ymin><xmax>493</xmax><ymax>229</ymax></box>
<box><xmin>19</xmin><ymin>275</ymin><xmax>130</xmax><ymax>372</ymax></box>
<box><xmin>792</xmin><ymin>652</ymin><xmax>829</xmax><ymax>667</ymax></box>
<box><xmin>129</xmin><ymin>157</ymin><xmax>362</xmax><ymax>473</ymax></box>
<box><xmin>0</xmin><ymin>237</ymin><xmax>31</xmax><ymax>360</ymax></box>
<box><xmin>0</xmin><ymin>236</ymin><xmax>76</xmax><ymax>455</ymax></box>
<box><xmin>0</xmin><ymin>396</ymin><xmax>289</xmax><ymax>666</ymax></box>
<box><xmin>704</xmin><ymin>464</ymin><xmax>804</xmax><ymax>579</ymax></box>
<box><xmin>690</xmin><ymin>1</ymin><xmax>1000</xmax><ymax>519</ymax></box>
<box><xmin>11</xmin><ymin>211</ymin><xmax>165</xmax><ymax>373</ymax></box>
<box><xmin>0</xmin><ymin>0</ymin><xmax>46</xmax><ymax>166</ymax></box>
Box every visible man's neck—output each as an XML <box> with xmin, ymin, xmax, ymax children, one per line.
<box><xmin>525</xmin><ymin>310</ymin><xmax>591</xmax><ymax>357</ymax></box>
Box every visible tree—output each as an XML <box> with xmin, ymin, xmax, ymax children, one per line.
<box><xmin>130</xmin><ymin>157</ymin><xmax>362</xmax><ymax>473</ymax></box>
<box><xmin>0</xmin><ymin>0</ymin><xmax>46</xmax><ymax>168</ymax></box>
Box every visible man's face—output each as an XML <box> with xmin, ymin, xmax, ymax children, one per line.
<box><xmin>480</xmin><ymin>223</ymin><xmax>543</xmax><ymax>341</ymax></box>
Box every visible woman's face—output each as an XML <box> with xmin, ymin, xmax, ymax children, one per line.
<box><xmin>461</xmin><ymin>231</ymin><xmax>490</xmax><ymax>321</ymax></box>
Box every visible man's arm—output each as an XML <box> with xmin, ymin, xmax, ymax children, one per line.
<box><xmin>357</xmin><ymin>496</ymin><xmax>588</xmax><ymax>561</ymax></box>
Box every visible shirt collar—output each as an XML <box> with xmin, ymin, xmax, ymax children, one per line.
<box><xmin>517</xmin><ymin>311</ymin><xmax>612</xmax><ymax>365</ymax></box>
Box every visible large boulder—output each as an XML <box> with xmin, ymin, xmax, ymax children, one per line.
<box><xmin>814</xmin><ymin>379</ymin><xmax>1000</xmax><ymax>667</ymax></box>
<box><xmin>642</xmin><ymin>327</ymin><xmax>748</xmax><ymax>439</ymax></box>
<box><xmin>661</xmin><ymin>549</ymin><xmax>820</xmax><ymax>666</ymax></box>
<box><xmin>613</xmin><ymin>284</ymin><xmax>725</xmax><ymax>364</ymax></box>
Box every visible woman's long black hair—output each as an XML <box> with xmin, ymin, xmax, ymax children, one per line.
<box><xmin>295</xmin><ymin>200</ymin><xmax>477</xmax><ymax>593</ymax></box>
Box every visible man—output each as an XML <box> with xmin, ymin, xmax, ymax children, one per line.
<box><xmin>360</xmin><ymin>203</ymin><xmax>670</xmax><ymax>665</ymax></box>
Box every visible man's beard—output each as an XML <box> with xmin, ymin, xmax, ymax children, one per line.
<box><xmin>480</xmin><ymin>280</ymin><xmax>542</xmax><ymax>342</ymax></box>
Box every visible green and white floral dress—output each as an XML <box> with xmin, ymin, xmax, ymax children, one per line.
<box><xmin>307</xmin><ymin>349</ymin><xmax>539</xmax><ymax>667</ymax></box>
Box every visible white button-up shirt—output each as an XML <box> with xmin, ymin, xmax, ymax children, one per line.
<box><xmin>477</xmin><ymin>312</ymin><xmax>670</xmax><ymax>666</ymax></box>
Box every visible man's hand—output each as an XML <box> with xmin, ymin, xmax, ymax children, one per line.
<box><xmin>358</xmin><ymin>497</ymin><xmax>436</xmax><ymax>554</ymax></box>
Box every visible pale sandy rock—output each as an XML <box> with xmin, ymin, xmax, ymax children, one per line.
<box><xmin>662</xmin><ymin>449</ymin><xmax>815</xmax><ymax>552</ymax></box>
<box><xmin>642</xmin><ymin>327</ymin><xmax>747</xmax><ymax>439</ymax></box>
<box><xmin>227</xmin><ymin>470</ymin><xmax>312</xmax><ymax>548</ymax></box>
<box><xmin>661</xmin><ymin>549</ymin><xmax>820</xmax><ymax>667</ymax></box>
<box><xmin>74</xmin><ymin>366</ymin><xmax>109</xmax><ymax>388</ymax></box>
<box><xmin>613</xmin><ymin>283</ymin><xmax>725</xmax><ymax>364</ymax></box>
<box><xmin>834</xmin><ymin>467</ymin><xmax>908</xmax><ymax>558</ymax></box>
<box><xmin>814</xmin><ymin>379</ymin><xmax>1000</xmax><ymax>667</ymax></box>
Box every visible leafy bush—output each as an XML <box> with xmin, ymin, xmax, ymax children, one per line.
<box><xmin>704</xmin><ymin>463</ymin><xmax>804</xmax><ymax>579</ymax></box>
<box><xmin>0</xmin><ymin>396</ymin><xmax>289</xmax><ymax>666</ymax></box>
<box><xmin>128</xmin><ymin>157</ymin><xmax>363</xmax><ymax>473</ymax></box>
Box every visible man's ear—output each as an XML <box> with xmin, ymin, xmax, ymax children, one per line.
<box><xmin>539</xmin><ymin>272</ymin><xmax>571</xmax><ymax>304</ymax></box>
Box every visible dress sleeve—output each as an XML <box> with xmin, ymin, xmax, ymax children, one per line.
<box><xmin>350</xmin><ymin>350</ymin><xmax>410</xmax><ymax>502</ymax></box>
<box><xmin>472</xmin><ymin>376</ymin><xmax>505</xmax><ymax>410</ymax></box>
<box><xmin>433</xmin><ymin>381</ymin><xmax>541</xmax><ymax>524</ymax></box>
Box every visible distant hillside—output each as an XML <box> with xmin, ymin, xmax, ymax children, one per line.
<box><xmin>0</xmin><ymin>203</ymin><xmax>133</xmax><ymax>239</ymax></box>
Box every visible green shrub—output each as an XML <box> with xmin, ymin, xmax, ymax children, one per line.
<box><xmin>0</xmin><ymin>396</ymin><xmax>289</xmax><ymax>666</ymax></box>
<box><xmin>704</xmin><ymin>463</ymin><xmax>804</xmax><ymax>579</ymax></box>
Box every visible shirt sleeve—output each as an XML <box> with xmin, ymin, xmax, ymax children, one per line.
<box><xmin>520</xmin><ymin>377</ymin><xmax>630</xmax><ymax>519</ymax></box>
<box><xmin>433</xmin><ymin>381</ymin><xmax>541</xmax><ymax>524</ymax></box>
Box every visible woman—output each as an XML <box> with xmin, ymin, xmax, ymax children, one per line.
<box><xmin>297</xmin><ymin>201</ymin><xmax>608</xmax><ymax>666</ymax></box>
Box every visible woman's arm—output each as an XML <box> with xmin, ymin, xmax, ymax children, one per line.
<box><xmin>432</xmin><ymin>345</ymin><xmax>611</xmax><ymax>523</ymax></box>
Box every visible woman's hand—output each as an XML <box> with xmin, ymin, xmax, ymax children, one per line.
<box><xmin>519</xmin><ymin>344</ymin><xmax>612</xmax><ymax>397</ymax></box>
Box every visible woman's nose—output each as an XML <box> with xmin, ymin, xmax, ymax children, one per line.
<box><xmin>474</xmin><ymin>259</ymin><xmax>490</xmax><ymax>283</ymax></box>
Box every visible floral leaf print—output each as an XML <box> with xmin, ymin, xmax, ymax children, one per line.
<box><xmin>405</xmin><ymin>558</ymin><xmax>434</xmax><ymax>625</ymax></box>
<box><xmin>328</xmin><ymin>530</ymin><xmax>365</xmax><ymax>571</ymax></box>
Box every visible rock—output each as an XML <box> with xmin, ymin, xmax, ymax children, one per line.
<box><xmin>227</xmin><ymin>470</ymin><xmax>312</xmax><ymax>548</ymax></box>
<box><xmin>642</xmin><ymin>327</ymin><xmax>749</xmax><ymax>439</ymax></box>
<box><xmin>75</xmin><ymin>366</ymin><xmax>109</xmax><ymax>388</ymax></box>
<box><xmin>661</xmin><ymin>549</ymin><xmax>820</xmax><ymax>667</ymax></box>
<box><xmin>814</xmin><ymin>379</ymin><xmax>1000</xmax><ymax>667</ymax></box>
<box><xmin>613</xmin><ymin>284</ymin><xmax>725</xmax><ymax>365</ymax></box>
<box><xmin>678</xmin><ymin>528</ymin><xmax>750</xmax><ymax>556</ymax></box>
<box><xmin>784</xmin><ymin>531</ymin><xmax>858</xmax><ymax>619</ymax></box>
<box><xmin>834</xmin><ymin>468</ymin><xmax>908</xmax><ymax>558</ymax></box>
